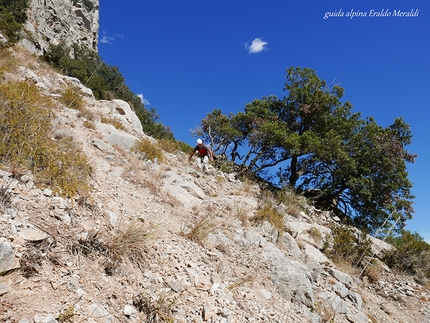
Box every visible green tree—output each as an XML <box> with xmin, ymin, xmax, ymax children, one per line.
<box><xmin>196</xmin><ymin>67</ymin><xmax>416</xmax><ymax>232</ymax></box>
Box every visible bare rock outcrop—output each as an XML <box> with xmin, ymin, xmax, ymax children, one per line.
<box><xmin>22</xmin><ymin>0</ymin><xmax>99</xmax><ymax>55</ymax></box>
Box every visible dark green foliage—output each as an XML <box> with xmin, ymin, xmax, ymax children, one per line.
<box><xmin>194</xmin><ymin>67</ymin><xmax>416</xmax><ymax>233</ymax></box>
<box><xmin>384</xmin><ymin>230</ymin><xmax>430</xmax><ymax>278</ymax></box>
<box><xmin>0</xmin><ymin>0</ymin><xmax>29</xmax><ymax>45</ymax></box>
<box><xmin>43</xmin><ymin>43</ymin><xmax>173</xmax><ymax>140</ymax></box>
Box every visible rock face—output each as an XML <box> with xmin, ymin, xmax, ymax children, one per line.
<box><xmin>22</xmin><ymin>0</ymin><xmax>99</xmax><ymax>55</ymax></box>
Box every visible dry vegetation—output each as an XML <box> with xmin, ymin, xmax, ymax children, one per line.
<box><xmin>131</xmin><ymin>138</ymin><xmax>165</xmax><ymax>163</ymax></box>
<box><xmin>181</xmin><ymin>213</ymin><xmax>218</xmax><ymax>245</ymax></box>
<box><xmin>0</xmin><ymin>80</ymin><xmax>92</xmax><ymax>197</ymax></box>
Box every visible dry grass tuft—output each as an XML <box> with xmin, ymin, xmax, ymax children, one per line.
<box><xmin>314</xmin><ymin>301</ymin><xmax>336</xmax><ymax>323</ymax></box>
<box><xmin>108</xmin><ymin>220</ymin><xmax>153</xmax><ymax>267</ymax></box>
<box><xmin>364</xmin><ymin>264</ymin><xmax>382</xmax><ymax>283</ymax></box>
<box><xmin>234</xmin><ymin>204</ymin><xmax>250</xmax><ymax>226</ymax></box>
<box><xmin>157</xmin><ymin>138</ymin><xmax>178</xmax><ymax>154</ymax></box>
<box><xmin>228</xmin><ymin>273</ymin><xmax>256</xmax><ymax>290</ymax></box>
<box><xmin>252</xmin><ymin>201</ymin><xmax>284</xmax><ymax>234</ymax></box>
<box><xmin>161</xmin><ymin>190</ymin><xmax>182</xmax><ymax>207</ymax></box>
<box><xmin>0</xmin><ymin>48</ymin><xmax>16</xmax><ymax>76</ymax></box>
<box><xmin>0</xmin><ymin>184</ymin><xmax>12</xmax><ymax>213</ymax></box>
<box><xmin>57</xmin><ymin>305</ymin><xmax>75</xmax><ymax>322</ymax></box>
<box><xmin>181</xmin><ymin>214</ymin><xmax>218</xmax><ymax>245</ymax></box>
<box><xmin>322</xmin><ymin>223</ymin><xmax>372</xmax><ymax>268</ymax></box>
<box><xmin>132</xmin><ymin>138</ymin><xmax>165</xmax><ymax>163</ymax></box>
<box><xmin>133</xmin><ymin>292</ymin><xmax>177</xmax><ymax>323</ymax></box>
<box><xmin>100</xmin><ymin>116</ymin><xmax>126</xmax><ymax>130</ymax></box>
<box><xmin>59</xmin><ymin>86</ymin><xmax>85</xmax><ymax>111</ymax></box>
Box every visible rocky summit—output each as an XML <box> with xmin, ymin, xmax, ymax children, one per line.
<box><xmin>0</xmin><ymin>46</ymin><xmax>429</xmax><ymax>323</ymax></box>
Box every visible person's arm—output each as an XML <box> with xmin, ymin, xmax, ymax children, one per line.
<box><xmin>188</xmin><ymin>150</ymin><xmax>195</xmax><ymax>162</ymax></box>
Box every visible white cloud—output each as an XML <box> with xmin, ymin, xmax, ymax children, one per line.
<box><xmin>100</xmin><ymin>35</ymin><xmax>114</xmax><ymax>44</ymax></box>
<box><xmin>246</xmin><ymin>37</ymin><xmax>268</xmax><ymax>54</ymax></box>
<box><xmin>99</xmin><ymin>31</ymin><xmax>123</xmax><ymax>45</ymax></box>
<box><xmin>137</xmin><ymin>94</ymin><xmax>150</xmax><ymax>106</ymax></box>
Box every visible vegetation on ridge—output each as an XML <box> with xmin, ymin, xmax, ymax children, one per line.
<box><xmin>43</xmin><ymin>42</ymin><xmax>177</xmax><ymax>141</ymax></box>
<box><xmin>0</xmin><ymin>0</ymin><xmax>29</xmax><ymax>46</ymax></box>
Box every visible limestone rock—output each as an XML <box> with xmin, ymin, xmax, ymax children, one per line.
<box><xmin>22</xmin><ymin>0</ymin><xmax>99</xmax><ymax>55</ymax></box>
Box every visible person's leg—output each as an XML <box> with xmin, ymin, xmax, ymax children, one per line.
<box><xmin>202</xmin><ymin>156</ymin><xmax>209</xmax><ymax>173</ymax></box>
<box><xmin>196</xmin><ymin>157</ymin><xmax>203</xmax><ymax>170</ymax></box>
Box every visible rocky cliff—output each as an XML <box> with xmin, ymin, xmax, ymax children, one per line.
<box><xmin>21</xmin><ymin>0</ymin><xmax>99</xmax><ymax>55</ymax></box>
<box><xmin>0</xmin><ymin>46</ymin><xmax>429</xmax><ymax>323</ymax></box>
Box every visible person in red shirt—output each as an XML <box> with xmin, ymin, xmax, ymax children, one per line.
<box><xmin>188</xmin><ymin>139</ymin><xmax>213</xmax><ymax>174</ymax></box>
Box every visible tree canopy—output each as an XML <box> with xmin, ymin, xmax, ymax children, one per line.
<box><xmin>194</xmin><ymin>67</ymin><xmax>416</xmax><ymax>233</ymax></box>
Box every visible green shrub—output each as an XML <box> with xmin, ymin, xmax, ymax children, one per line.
<box><xmin>323</xmin><ymin>223</ymin><xmax>372</xmax><ymax>267</ymax></box>
<box><xmin>0</xmin><ymin>0</ymin><xmax>29</xmax><ymax>45</ymax></box>
<box><xmin>0</xmin><ymin>81</ymin><xmax>92</xmax><ymax>197</ymax></box>
<box><xmin>383</xmin><ymin>230</ymin><xmax>430</xmax><ymax>279</ymax></box>
<box><xmin>131</xmin><ymin>138</ymin><xmax>165</xmax><ymax>163</ymax></box>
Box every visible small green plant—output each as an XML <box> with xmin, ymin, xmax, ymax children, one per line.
<box><xmin>0</xmin><ymin>0</ymin><xmax>29</xmax><ymax>46</ymax></box>
<box><xmin>59</xmin><ymin>87</ymin><xmax>85</xmax><ymax>110</ymax></box>
<box><xmin>43</xmin><ymin>42</ymin><xmax>174</xmax><ymax>139</ymax></box>
<box><xmin>131</xmin><ymin>138</ymin><xmax>165</xmax><ymax>163</ymax></box>
<box><xmin>322</xmin><ymin>224</ymin><xmax>372</xmax><ymax>267</ymax></box>
<box><xmin>252</xmin><ymin>201</ymin><xmax>284</xmax><ymax>234</ymax></box>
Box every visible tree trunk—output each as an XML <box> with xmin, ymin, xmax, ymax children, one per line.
<box><xmin>289</xmin><ymin>155</ymin><xmax>298</xmax><ymax>186</ymax></box>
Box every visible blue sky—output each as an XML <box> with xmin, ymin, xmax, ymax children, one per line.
<box><xmin>98</xmin><ymin>1</ymin><xmax>429</xmax><ymax>241</ymax></box>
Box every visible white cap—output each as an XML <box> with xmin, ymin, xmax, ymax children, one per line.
<box><xmin>197</xmin><ymin>139</ymin><xmax>202</xmax><ymax>144</ymax></box>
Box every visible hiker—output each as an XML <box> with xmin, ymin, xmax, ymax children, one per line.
<box><xmin>188</xmin><ymin>139</ymin><xmax>213</xmax><ymax>174</ymax></box>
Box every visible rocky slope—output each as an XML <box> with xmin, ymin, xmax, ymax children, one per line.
<box><xmin>0</xmin><ymin>47</ymin><xmax>429</xmax><ymax>323</ymax></box>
